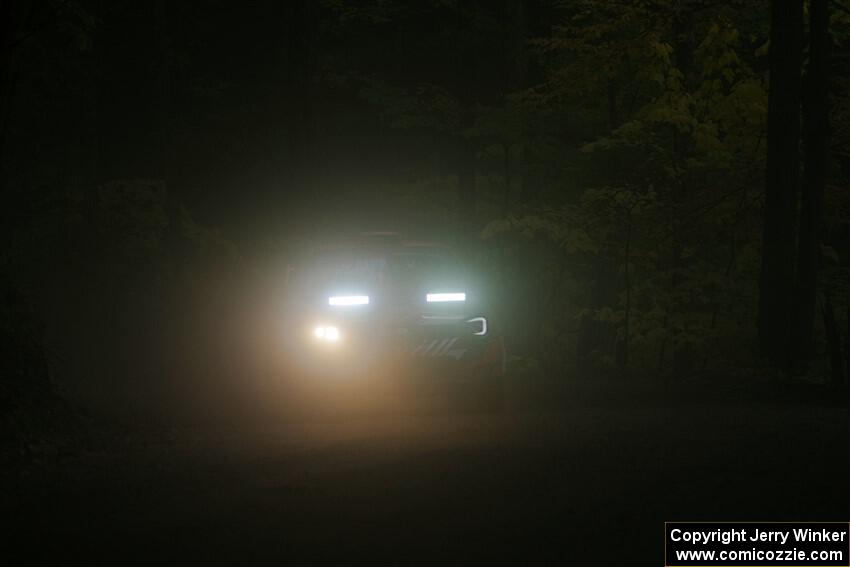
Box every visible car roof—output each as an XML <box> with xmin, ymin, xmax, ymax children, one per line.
<box><xmin>311</xmin><ymin>232</ymin><xmax>453</xmax><ymax>256</ymax></box>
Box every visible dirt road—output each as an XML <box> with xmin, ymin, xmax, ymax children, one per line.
<box><xmin>8</xmin><ymin>392</ymin><xmax>850</xmax><ymax>565</ymax></box>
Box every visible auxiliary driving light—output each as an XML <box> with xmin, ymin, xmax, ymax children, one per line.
<box><xmin>426</xmin><ymin>292</ymin><xmax>466</xmax><ymax>303</ymax></box>
<box><xmin>313</xmin><ymin>325</ymin><xmax>340</xmax><ymax>342</ymax></box>
<box><xmin>328</xmin><ymin>295</ymin><xmax>370</xmax><ymax>306</ymax></box>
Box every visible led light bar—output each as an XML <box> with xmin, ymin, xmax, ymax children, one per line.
<box><xmin>426</xmin><ymin>292</ymin><xmax>466</xmax><ymax>303</ymax></box>
<box><xmin>328</xmin><ymin>295</ymin><xmax>370</xmax><ymax>306</ymax></box>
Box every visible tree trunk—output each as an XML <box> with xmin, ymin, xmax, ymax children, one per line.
<box><xmin>577</xmin><ymin>256</ymin><xmax>617</xmax><ymax>377</ymax></box>
<box><xmin>757</xmin><ymin>0</ymin><xmax>803</xmax><ymax>368</ymax></box>
<box><xmin>617</xmin><ymin>209</ymin><xmax>632</xmax><ymax>370</ymax></box>
<box><xmin>845</xmin><ymin>299</ymin><xmax>850</xmax><ymax>385</ymax></box>
<box><xmin>455</xmin><ymin>1</ymin><xmax>476</xmax><ymax>229</ymax></box>
<box><xmin>272</xmin><ymin>0</ymin><xmax>320</xmax><ymax>235</ymax></box>
<box><xmin>457</xmin><ymin>126</ymin><xmax>476</xmax><ymax>228</ymax></box>
<box><xmin>791</xmin><ymin>0</ymin><xmax>829</xmax><ymax>369</ymax></box>
<box><xmin>821</xmin><ymin>294</ymin><xmax>845</xmax><ymax>387</ymax></box>
<box><xmin>0</xmin><ymin>0</ymin><xmax>29</xmax><ymax>180</ymax></box>
<box><xmin>606</xmin><ymin>79</ymin><xmax>619</xmax><ymax>132</ymax></box>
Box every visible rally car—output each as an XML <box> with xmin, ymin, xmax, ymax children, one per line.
<box><xmin>280</xmin><ymin>233</ymin><xmax>506</xmax><ymax>409</ymax></box>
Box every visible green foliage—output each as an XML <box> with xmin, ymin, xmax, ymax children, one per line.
<box><xmin>476</xmin><ymin>1</ymin><xmax>771</xmax><ymax>378</ymax></box>
<box><xmin>5</xmin><ymin>0</ymin><xmax>847</xmax><ymax>391</ymax></box>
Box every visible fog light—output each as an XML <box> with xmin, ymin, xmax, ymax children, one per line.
<box><xmin>313</xmin><ymin>325</ymin><xmax>340</xmax><ymax>342</ymax></box>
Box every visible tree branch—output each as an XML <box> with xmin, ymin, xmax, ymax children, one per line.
<box><xmin>5</xmin><ymin>0</ymin><xmax>70</xmax><ymax>52</ymax></box>
<box><xmin>830</xmin><ymin>0</ymin><xmax>850</xmax><ymax>16</ymax></box>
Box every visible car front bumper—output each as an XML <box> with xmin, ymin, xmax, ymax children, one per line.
<box><xmin>285</xmin><ymin>313</ymin><xmax>504</xmax><ymax>381</ymax></box>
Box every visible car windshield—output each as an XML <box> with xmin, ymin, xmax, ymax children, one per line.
<box><xmin>386</xmin><ymin>250</ymin><xmax>465</xmax><ymax>289</ymax></box>
<box><xmin>313</xmin><ymin>250</ymin><xmax>385</xmax><ymax>280</ymax></box>
<box><xmin>290</xmin><ymin>248</ymin><xmax>386</xmax><ymax>294</ymax></box>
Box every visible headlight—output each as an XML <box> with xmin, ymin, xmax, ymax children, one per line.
<box><xmin>313</xmin><ymin>325</ymin><xmax>340</xmax><ymax>342</ymax></box>
<box><xmin>328</xmin><ymin>295</ymin><xmax>370</xmax><ymax>306</ymax></box>
<box><xmin>426</xmin><ymin>292</ymin><xmax>466</xmax><ymax>302</ymax></box>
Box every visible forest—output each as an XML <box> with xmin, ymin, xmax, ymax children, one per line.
<box><xmin>2</xmin><ymin>0</ymin><xmax>850</xmax><ymax>449</ymax></box>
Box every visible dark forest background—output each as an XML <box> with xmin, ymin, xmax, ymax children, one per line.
<box><xmin>2</xmin><ymin>0</ymin><xmax>850</xmax><ymax>447</ymax></box>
